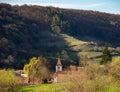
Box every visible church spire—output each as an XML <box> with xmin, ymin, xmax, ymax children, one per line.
<box><xmin>56</xmin><ymin>57</ymin><xmax>62</xmax><ymax>66</ymax></box>
<box><xmin>56</xmin><ymin>57</ymin><xmax>62</xmax><ymax>72</ymax></box>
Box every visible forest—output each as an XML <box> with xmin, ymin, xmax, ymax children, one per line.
<box><xmin>0</xmin><ymin>3</ymin><xmax>120</xmax><ymax>69</ymax></box>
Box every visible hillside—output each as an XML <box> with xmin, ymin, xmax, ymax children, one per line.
<box><xmin>0</xmin><ymin>3</ymin><xmax>120</xmax><ymax>69</ymax></box>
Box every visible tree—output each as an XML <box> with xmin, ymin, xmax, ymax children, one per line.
<box><xmin>51</xmin><ymin>14</ymin><xmax>61</xmax><ymax>34</ymax></box>
<box><xmin>51</xmin><ymin>14</ymin><xmax>70</xmax><ymax>34</ymax></box>
<box><xmin>24</xmin><ymin>56</ymin><xmax>51</xmax><ymax>84</ymax></box>
<box><xmin>60</xmin><ymin>20</ymin><xmax>70</xmax><ymax>32</ymax></box>
<box><xmin>80</xmin><ymin>55</ymin><xmax>88</xmax><ymax>66</ymax></box>
<box><xmin>100</xmin><ymin>44</ymin><xmax>112</xmax><ymax>64</ymax></box>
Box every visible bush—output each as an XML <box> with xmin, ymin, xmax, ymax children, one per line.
<box><xmin>63</xmin><ymin>62</ymin><xmax>120</xmax><ymax>92</ymax></box>
<box><xmin>0</xmin><ymin>69</ymin><xmax>20</xmax><ymax>92</ymax></box>
<box><xmin>110</xmin><ymin>57</ymin><xmax>120</xmax><ymax>81</ymax></box>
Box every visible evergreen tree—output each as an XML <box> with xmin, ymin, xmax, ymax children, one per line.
<box><xmin>100</xmin><ymin>44</ymin><xmax>112</xmax><ymax>64</ymax></box>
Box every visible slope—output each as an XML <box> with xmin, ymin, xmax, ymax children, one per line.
<box><xmin>0</xmin><ymin>3</ymin><xmax>120</xmax><ymax>69</ymax></box>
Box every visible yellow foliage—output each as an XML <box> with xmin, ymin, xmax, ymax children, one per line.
<box><xmin>23</xmin><ymin>56</ymin><xmax>50</xmax><ymax>83</ymax></box>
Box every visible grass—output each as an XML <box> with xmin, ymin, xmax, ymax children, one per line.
<box><xmin>78</xmin><ymin>51</ymin><xmax>102</xmax><ymax>58</ymax></box>
<box><xmin>19</xmin><ymin>83</ymin><xmax>65</xmax><ymax>92</ymax></box>
<box><xmin>19</xmin><ymin>82</ymin><xmax>120</xmax><ymax>92</ymax></box>
<box><xmin>60</xmin><ymin>34</ymin><xmax>102</xmax><ymax>61</ymax></box>
<box><xmin>105</xmin><ymin>84</ymin><xmax>120</xmax><ymax>92</ymax></box>
<box><xmin>61</xmin><ymin>34</ymin><xmax>87</xmax><ymax>47</ymax></box>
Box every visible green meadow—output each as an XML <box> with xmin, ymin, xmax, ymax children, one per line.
<box><xmin>19</xmin><ymin>82</ymin><xmax>120</xmax><ymax>92</ymax></box>
<box><xmin>20</xmin><ymin>83</ymin><xmax>65</xmax><ymax>92</ymax></box>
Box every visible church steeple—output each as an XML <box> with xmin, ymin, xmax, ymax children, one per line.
<box><xmin>56</xmin><ymin>57</ymin><xmax>62</xmax><ymax>72</ymax></box>
<box><xmin>56</xmin><ymin>57</ymin><xmax>62</xmax><ymax>66</ymax></box>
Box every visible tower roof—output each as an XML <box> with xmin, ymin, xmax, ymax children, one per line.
<box><xmin>56</xmin><ymin>57</ymin><xmax>62</xmax><ymax>66</ymax></box>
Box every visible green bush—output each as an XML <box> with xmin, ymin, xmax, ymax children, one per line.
<box><xmin>0</xmin><ymin>69</ymin><xmax>20</xmax><ymax>92</ymax></box>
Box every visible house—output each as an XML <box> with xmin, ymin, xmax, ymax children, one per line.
<box><xmin>14</xmin><ymin>70</ymin><xmax>28</xmax><ymax>78</ymax></box>
<box><xmin>14</xmin><ymin>70</ymin><xmax>29</xmax><ymax>85</ymax></box>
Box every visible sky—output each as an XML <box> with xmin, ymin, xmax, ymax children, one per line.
<box><xmin>0</xmin><ymin>0</ymin><xmax>120</xmax><ymax>14</ymax></box>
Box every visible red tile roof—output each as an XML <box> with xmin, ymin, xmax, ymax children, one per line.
<box><xmin>55</xmin><ymin>71</ymin><xmax>67</xmax><ymax>76</ymax></box>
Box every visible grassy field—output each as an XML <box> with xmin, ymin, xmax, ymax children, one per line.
<box><xmin>78</xmin><ymin>51</ymin><xmax>102</xmax><ymax>58</ymax></box>
<box><xmin>19</xmin><ymin>82</ymin><xmax>120</xmax><ymax>92</ymax></box>
<box><xmin>20</xmin><ymin>83</ymin><xmax>65</xmax><ymax>92</ymax></box>
<box><xmin>61</xmin><ymin>34</ymin><xmax>88</xmax><ymax>47</ymax></box>
<box><xmin>60</xmin><ymin>34</ymin><xmax>102</xmax><ymax>62</ymax></box>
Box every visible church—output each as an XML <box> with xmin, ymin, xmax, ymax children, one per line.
<box><xmin>56</xmin><ymin>57</ymin><xmax>62</xmax><ymax>72</ymax></box>
<box><xmin>53</xmin><ymin>57</ymin><xmax>85</xmax><ymax>83</ymax></box>
<box><xmin>53</xmin><ymin>57</ymin><xmax>69</xmax><ymax>83</ymax></box>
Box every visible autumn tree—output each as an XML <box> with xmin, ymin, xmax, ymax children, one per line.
<box><xmin>24</xmin><ymin>56</ymin><xmax>51</xmax><ymax>84</ymax></box>
<box><xmin>100</xmin><ymin>44</ymin><xmax>112</xmax><ymax>65</ymax></box>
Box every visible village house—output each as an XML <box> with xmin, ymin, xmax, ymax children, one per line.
<box><xmin>14</xmin><ymin>70</ymin><xmax>41</xmax><ymax>85</ymax></box>
<box><xmin>14</xmin><ymin>70</ymin><xmax>29</xmax><ymax>85</ymax></box>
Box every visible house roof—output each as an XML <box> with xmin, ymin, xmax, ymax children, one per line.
<box><xmin>14</xmin><ymin>70</ymin><xmax>23</xmax><ymax>75</ymax></box>
<box><xmin>56</xmin><ymin>57</ymin><xmax>62</xmax><ymax>66</ymax></box>
<box><xmin>54</xmin><ymin>71</ymin><xmax>67</xmax><ymax>76</ymax></box>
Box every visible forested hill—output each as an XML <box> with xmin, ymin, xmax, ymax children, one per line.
<box><xmin>0</xmin><ymin>3</ymin><xmax>120</xmax><ymax>69</ymax></box>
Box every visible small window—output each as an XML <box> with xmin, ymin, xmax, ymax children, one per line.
<box><xmin>58</xmin><ymin>66</ymin><xmax>60</xmax><ymax>70</ymax></box>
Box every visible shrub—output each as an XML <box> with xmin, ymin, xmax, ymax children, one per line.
<box><xmin>110</xmin><ymin>57</ymin><xmax>120</xmax><ymax>81</ymax></box>
<box><xmin>63</xmin><ymin>62</ymin><xmax>120</xmax><ymax>92</ymax></box>
<box><xmin>0</xmin><ymin>69</ymin><xmax>20</xmax><ymax>92</ymax></box>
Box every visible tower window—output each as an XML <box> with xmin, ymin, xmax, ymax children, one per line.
<box><xmin>58</xmin><ymin>66</ymin><xmax>60</xmax><ymax>69</ymax></box>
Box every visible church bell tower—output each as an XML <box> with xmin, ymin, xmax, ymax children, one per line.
<box><xmin>56</xmin><ymin>57</ymin><xmax>62</xmax><ymax>72</ymax></box>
